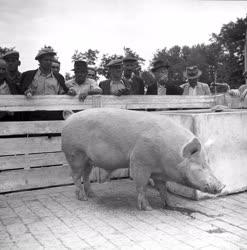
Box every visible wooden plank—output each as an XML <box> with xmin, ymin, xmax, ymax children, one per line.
<box><xmin>0</xmin><ymin>121</ymin><xmax>64</xmax><ymax>136</ymax></box>
<box><xmin>0</xmin><ymin>152</ymin><xmax>67</xmax><ymax>170</ymax></box>
<box><xmin>0</xmin><ymin>136</ymin><xmax>61</xmax><ymax>155</ymax></box>
<box><xmin>0</xmin><ymin>165</ymin><xmax>100</xmax><ymax>193</ymax></box>
<box><xmin>0</xmin><ymin>95</ymin><xmax>222</xmax><ymax>112</ymax></box>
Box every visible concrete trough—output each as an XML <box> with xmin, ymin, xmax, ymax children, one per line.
<box><xmin>156</xmin><ymin>110</ymin><xmax>247</xmax><ymax>200</ymax></box>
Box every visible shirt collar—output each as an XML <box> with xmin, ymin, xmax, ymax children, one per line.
<box><xmin>38</xmin><ymin>68</ymin><xmax>54</xmax><ymax>78</ymax></box>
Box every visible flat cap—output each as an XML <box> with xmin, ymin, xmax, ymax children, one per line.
<box><xmin>107</xmin><ymin>59</ymin><xmax>123</xmax><ymax>67</ymax></box>
<box><xmin>3</xmin><ymin>50</ymin><xmax>20</xmax><ymax>59</ymax></box>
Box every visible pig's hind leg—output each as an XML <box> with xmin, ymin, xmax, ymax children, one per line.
<box><xmin>66</xmin><ymin>151</ymin><xmax>90</xmax><ymax>201</ymax></box>
<box><xmin>130</xmin><ymin>152</ymin><xmax>152</xmax><ymax>211</ymax></box>
<box><xmin>82</xmin><ymin>161</ymin><xmax>95</xmax><ymax>198</ymax></box>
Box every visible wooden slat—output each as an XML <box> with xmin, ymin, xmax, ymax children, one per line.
<box><xmin>0</xmin><ymin>136</ymin><xmax>61</xmax><ymax>155</ymax></box>
<box><xmin>0</xmin><ymin>95</ymin><xmax>223</xmax><ymax>112</ymax></box>
<box><xmin>0</xmin><ymin>152</ymin><xmax>67</xmax><ymax>170</ymax></box>
<box><xmin>0</xmin><ymin>165</ymin><xmax>100</xmax><ymax>193</ymax></box>
<box><xmin>0</xmin><ymin>121</ymin><xmax>64</xmax><ymax>136</ymax></box>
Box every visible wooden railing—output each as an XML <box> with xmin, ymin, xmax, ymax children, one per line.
<box><xmin>0</xmin><ymin>94</ymin><xmax>246</xmax><ymax>193</ymax></box>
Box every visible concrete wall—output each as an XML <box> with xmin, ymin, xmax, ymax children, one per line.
<box><xmin>158</xmin><ymin>110</ymin><xmax>247</xmax><ymax>200</ymax></box>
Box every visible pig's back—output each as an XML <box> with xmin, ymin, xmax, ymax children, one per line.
<box><xmin>62</xmin><ymin>108</ymin><xmax>194</xmax><ymax>157</ymax></box>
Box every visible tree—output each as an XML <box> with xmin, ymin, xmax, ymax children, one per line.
<box><xmin>71</xmin><ymin>49</ymin><xmax>99</xmax><ymax>65</ymax></box>
<box><xmin>212</xmin><ymin>16</ymin><xmax>247</xmax><ymax>88</ymax></box>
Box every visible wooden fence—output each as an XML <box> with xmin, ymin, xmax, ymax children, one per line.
<box><xmin>0</xmin><ymin>94</ymin><xmax>246</xmax><ymax>193</ymax></box>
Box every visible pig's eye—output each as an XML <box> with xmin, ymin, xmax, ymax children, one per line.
<box><xmin>191</xmin><ymin>149</ymin><xmax>198</xmax><ymax>155</ymax></box>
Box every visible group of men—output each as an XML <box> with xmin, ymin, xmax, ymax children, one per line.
<box><xmin>1</xmin><ymin>46</ymin><xmax>247</xmax><ymax>114</ymax></box>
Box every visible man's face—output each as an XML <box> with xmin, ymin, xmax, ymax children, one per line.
<box><xmin>123</xmin><ymin>60</ymin><xmax>136</xmax><ymax>77</ymax></box>
<box><xmin>188</xmin><ymin>78</ymin><xmax>198</xmax><ymax>86</ymax></box>
<box><xmin>51</xmin><ymin>62</ymin><xmax>60</xmax><ymax>73</ymax></box>
<box><xmin>39</xmin><ymin>54</ymin><xmax>53</xmax><ymax>71</ymax></box>
<box><xmin>153</xmin><ymin>67</ymin><xmax>168</xmax><ymax>82</ymax></box>
<box><xmin>5</xmin><ymin>56</ymin><xmax>20</xmax><ymax>72</ymax></box>
<box><xmin>0</xmin><ymin>60</ymin><xmax>7</xmax><ymax>81</ymax></box>
<box><xmin>87</xmin><ymin>69</ymin><xmax>96</xmax><ymax>80</ymax></box>
<box><xmin>75</xmin><ymin>69</ymin><xmax>87</xmax><ymax>84</ymax></box>
<box><xmin>109</xmin><ymin>65</ymin><xmax>123</xmax><ymax>80</ymax></box>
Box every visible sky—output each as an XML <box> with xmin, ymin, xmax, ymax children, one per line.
<box><xmin>0</xmin><ymin>0</ymin><xmax>246</xmax><ymax>75</ymax></box>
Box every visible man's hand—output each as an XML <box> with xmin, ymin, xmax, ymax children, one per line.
<box><xmin>78</xmin><ymin>92</ymin><xmax>88</xmax><ymax>102</ymax></box>
<box><xmin>67</xmin><ymin>88</ymin><xmax>77</xmax><ymax>96</ymax></box>
<box><xmin>113</xmin><ymin>88</ymin><xmax>129</xmax><ymax>96</ymax></box>
<box><xmin>24</xmin><ymin>90</ymin><xmax>33</xmax><ymax>98</ymax></box>
<box><xmin>240</xmin><ymin>88</ymin><xmax>247</xmax><ymax>101</ymax></box>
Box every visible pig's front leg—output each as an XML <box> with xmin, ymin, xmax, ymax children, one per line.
<box><xmin>71</xmin><ymin>168</ymin><xmax>88</xmax><ymax>201</ymax></box>
<box><xmin>130</xmin><ymin>159</ymin><xmax>152</xmax><ymax>211</ymax></box>
<box><xmin>152</xmin><ymin>178</ymin><xmax>176</xmax><ymax>208</ymax></box>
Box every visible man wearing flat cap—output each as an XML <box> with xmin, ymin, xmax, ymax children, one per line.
<box><xmin>19</xmin><ymin>47</ymin><xmax>68</xmax><ymax>96</ymax></box>
<box><xmin>19</xmin><ymin>47</ymin><xmax>70</xmax><ymax>120</ymax></box>
<box><xmin>99</xmin><ymin>59</ymin><xmax>130</xmax><ymax>96</ymax></box>
<box><xmin>3</xmin><ymin>50</ymin><xmax>22</xmax><ymax>93</ymax></box>
<box><xmin>66</xmin><ymin>60</ymin><xmax>102</xmax><ymax>101</ymax></box>
<box><xmin>146</xmin><ymin>60</ymin><xmax>183</xmax><ymax>95</ymax></box>
<box><xmin>122</xmin><ymin>55</ymin><xmax>144</xmax><ymax>95</ymax></box>
<box><xmin>180</xmin><ymin>66</ymin><xmax>210</xmax><ymax>95</ymax></box>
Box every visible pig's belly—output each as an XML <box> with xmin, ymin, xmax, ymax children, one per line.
<box><xmin>88</xmin><ymin>141</ymin><xmax>130</xmax><ymax>171</ymax></box>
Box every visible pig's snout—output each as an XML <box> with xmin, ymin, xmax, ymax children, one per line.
<box><xmin>205</xmin><ymin>180</ymin><xmax>225</xmax><ymax>195</ymax></box>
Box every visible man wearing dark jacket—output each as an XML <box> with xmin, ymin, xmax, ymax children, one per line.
<box><xmin>19</xmin><ymin>47</ymin><xmax>70</xmax><ymax>120</ymax></box>
<box><xmin>123</xmin><ymin>55</ymin><xmax>145</xmax><ymax>95</ymax></box>
<box><xmin>146</xmin><ymin>60</ymin><xmax>183</xmax><ymax>95</ymax></box>
<box><xmin>19</xmin><ymin>47</ymin><xmax>68</xmax><ymax>96</ymax></box>
<box><xmin>99</xmin><ymin>59</ymin><xmax>130</xmax><ymax>96</ymax></box>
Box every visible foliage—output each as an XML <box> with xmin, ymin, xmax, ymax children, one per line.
<box><xmin>72</xmin><ymin>49</ymin><xmax>99</xmax><ymax>65</ymax></box>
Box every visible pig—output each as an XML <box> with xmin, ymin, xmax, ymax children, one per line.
<box><xmin>62</xmin><ymin>108</ymin><xmax>224</xmax><ymax>210</ymax></box>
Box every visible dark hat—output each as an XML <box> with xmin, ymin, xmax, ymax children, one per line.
<box><xmin>71</xmin><ymin>60</ymin><xmax>88</xmax><ymax>71</ymax></box>
<box><xmin>151</xmin><ymin>60</ymin><xmax>169</xmax><ymax>72</ymax></box>
<box><xmin>106</xmin><ymin>59</ymin><xmax>123</xmax><ymax>68</ymax></box>
<box><xmin>35</xmin><ymin>47</ymin><xmax>56</xmax><ymax>60</ymax></box>
<box><xmin>123</xmin><ymin>55</ymin><xmax>138</xmax><ymax>62</ymax></box>
<box><xmin>183</xmin><ymin>65</ymin><xmax>202</xmax><ymax>79</ymax></box>
<box><xmin>3</xmin><ymin>50</ymin><xmax>20</xmax><ymax>59</ymax></box>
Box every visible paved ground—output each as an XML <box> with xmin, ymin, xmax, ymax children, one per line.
<box><xmin>0</xmin><ymin>179</ymin><xmax>247</xmax><ymax>250</ymax></box>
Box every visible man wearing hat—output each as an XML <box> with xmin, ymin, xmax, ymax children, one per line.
<box><xmin>99</xmin><ymin>59</ymin><xmax>130</xmax><ymax>95</ymax></box>
<box><xmin>3</xmin><ymin>50</ymin><xmax>22</xmax><ymax>93</ymax></box>
<box><xmin>228</xmin><ymin>70</ymin><xmax>247</xmax><ymax>101</ymax></box>
<box><xmin>122</xmin><ymin>55</ymin><xmax>144</xmax><ymax>95</ymax></box>
<box><xmin>146</xmin><ymin>60</ymin><xmax>183</xmax><ymax>95</ymax></box>
<box><xmin>19</xmin><ymin>47</ymin><xmax>69</xmax><ymax>120</ymax></box>
<box><xmin>0</xmin><ymin>59</ymin><xmax>19</xmax><ymax>120</ymax></box>
<box><xmin>66</xmin><ymin>60</ymin><xmax>102</xmax><ymax>101</ymax></box>
<box><xmin>19</xmin><ymin>47</ymin><xmax>68</xmax><ymax>96</ymax></box>
<box><xmin>180</xmin><ymin>66</ymin><xmax>210</xmax><ymax>95</ymax></box>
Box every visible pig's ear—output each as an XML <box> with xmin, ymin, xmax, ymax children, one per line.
<box><xmin>63</xmin><ymin>110</ymin><xmax>74</xmax><ymax>120</ymax></box>
<box><xmin>182</xmin><ymin>137</ymin><xmax>201</xmax><ymax>158</ymax></box>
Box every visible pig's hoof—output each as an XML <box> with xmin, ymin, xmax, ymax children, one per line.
<box><xmin>138</xmin><ymin>199</ymin><xmax>153</xmax><ymax>211</ymax></box>
<box><xmin>75</xmin><ymin>190</ymin><xmax>88</xmax><ymax>201</ymax></box>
